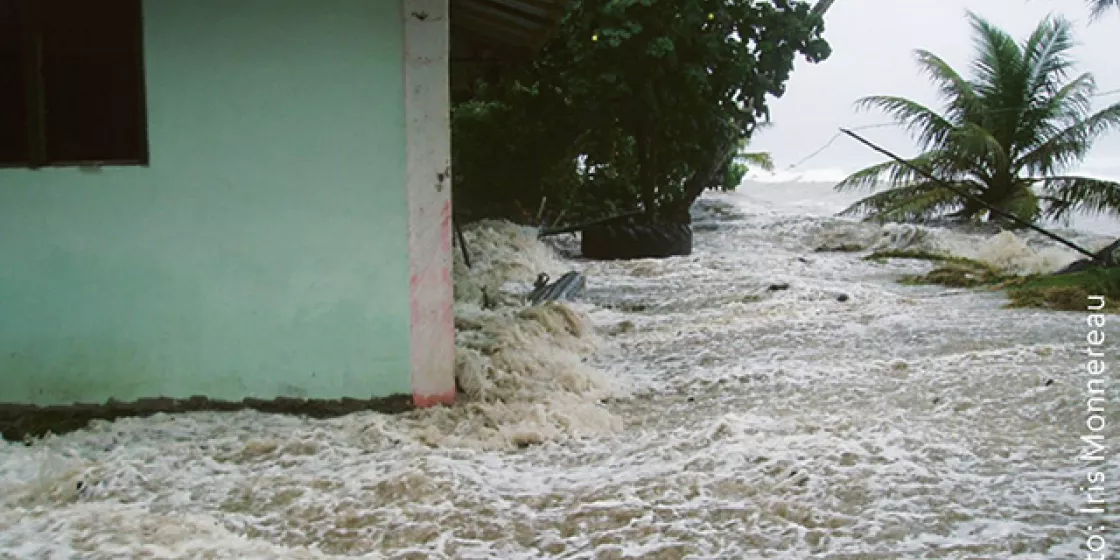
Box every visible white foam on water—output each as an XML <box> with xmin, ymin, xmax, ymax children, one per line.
<box><xmin>451</xmin><ymin>220</ymin><xmax>564</xmax><ymax>305</ymax></box>
<box><xmin>443</xmin><ymin>220</ymin><xmax>625</xmax><ymax>450</ymax></box>
<box><xmin>3</xmin><ymin>186</ymin><xmax>1120</xmax><ymax>558</ymax></box>
<box><xmin>797</xmin><ymin>211</ymin><xmax>1111</xmax><ymax>275</ymax></box>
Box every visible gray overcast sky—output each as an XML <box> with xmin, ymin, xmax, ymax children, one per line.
<box><xmin>748</xmin><ymin>0</ymin><xmax>1120</xmax><ymax>182</ymax></box>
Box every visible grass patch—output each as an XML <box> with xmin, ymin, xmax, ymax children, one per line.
<box><xmin>865</xmin><ymin>249</ymin><xmax>949</xmax><ymax>261</ymax></box>
<box><xmin>864</xmin><ymin>249</ymin><xmax>988</xmax><ymax>268</ymax></box>
<box><xmin>870</xmin><ymin>248</ymin><xmax>1120</xmax><ymax>312</ymax></box>
<box><xmin>900</xmin><ymin>264</ymin><xmax>1008</xmax><ymax>288</ymax></box>
<box><xmin>1004</xmin><ymin>267</ymin><xmax>1120</xmax><ymax>312</ymax></box>
<box><xmin>814</xmin><ymin>243</ymin><xmax>865</xmax><ymax>253</ymax></box>
<box><xmin>868</xmin><ymin>249</ymin><xmax>1008</xmax><ymax>288</ymax></box>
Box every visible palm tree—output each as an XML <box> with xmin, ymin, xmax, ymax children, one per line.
<box><xmin>835</xmin><ymin>12</ymin><xmax>1120</xmax><ymax>226</ymax></box>
<box><xmin>1088</xmin><ymin>0</ymin><xmax>1119</xmax><ymax>19</ymax></box>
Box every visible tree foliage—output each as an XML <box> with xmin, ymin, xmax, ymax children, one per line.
<box><xmin>836</xmin><ymin>12</ymin><xmax>1120</xmax><ymax>226</ymax></box>
<box><xmin>452</xmin><ymin>0</ymin><xmax>829</xmax><ymax>224</ymax></box>
<box><xmin>1088</xmin><ymin>0</ymin><xmax>1119</xmax><ymax>19</ymax></box>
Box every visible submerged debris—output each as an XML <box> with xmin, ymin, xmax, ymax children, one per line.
<box><xmin>446</xmin><ymin>220</ymin><xmax>620</xmax><ymax>450</ymax></box>
<box><xmin>528</xmin><ymin>271</ymin><xmax>587</xmax><ymax>305</ymax></box>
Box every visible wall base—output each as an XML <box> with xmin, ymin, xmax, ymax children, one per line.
<box><xmin>411</xmin><ymin>388</ymin><xmax>456</xmax><ymax>408</ymax></box>
<box><xmin>0</xmin><ymin>393</ymin><xmax>416</xmax><ymax>442</ymax></box>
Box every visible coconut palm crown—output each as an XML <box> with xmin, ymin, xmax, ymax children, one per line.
<box><xmin>835</xmin><ymin>12</ymin><xmax>1120</xmax><ymax>226</ymax></box>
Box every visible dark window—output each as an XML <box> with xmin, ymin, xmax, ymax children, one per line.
<box><xmin>0</xmin><ymin>0</ymin><xmax>30</xmax><ymax>166</ymax></box>
<box><xmin>0</xmin><ymin>0</ymin><xmax>148</xmax><ymax>168</ymax></box>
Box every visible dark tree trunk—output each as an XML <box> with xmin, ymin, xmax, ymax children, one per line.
<box><xmin>667</xmin><ymin>140</ymin><xmax>738</xmax><ymax>222</ymax></box>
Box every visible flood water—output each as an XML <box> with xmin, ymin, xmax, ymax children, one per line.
<box><xmin>2</xmin><ymin>184</ymin><xmax>1118</xmax><ymax>559</ymax></box>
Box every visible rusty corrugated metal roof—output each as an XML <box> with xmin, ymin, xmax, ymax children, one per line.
<box><xmin>451</xmin><ymin>0</ymin><xmax>569</xmax><ymax>53</ymax></box>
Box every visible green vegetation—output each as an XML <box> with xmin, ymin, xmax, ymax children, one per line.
<box><xmin>879</xmin><ymin>251</ymin><xmax>1008</xmax><ymax>288</ymax></box>
<box><xmin>835</xmin><ymin>12</ymin><xmax>1120</xmax><ymax>227</ymax></box>
<box><xmin>814</xmin><ymin>243</ymin><xmax>864</xmax><ymax>252</ymax></box>
<box><xmin>900</xmin><ymin>264</ymin><xmax>1006</xmax><ymax>289</ymax></box>
<box><xmin>716</xmin><ymin>150</ymin><xmax>776</xmax><ymax>194</ymax></box>
<box><xmin>864</xmin><ymin>249</ymin><xmax>988</xmax><ymax>267</ymax></box>
<box><xmin>1005</xmin><ymin>268</ymin><xmax>1120</xmax><ymax>312</ymax></box>
<box><xmin>869</xmin><ymin>249</ymin><xmax>1120</xmax><ymax>312</ymax></box>
<box><xmin>1088</xmin><ymin>0</ymin><xmax>1119</xmax><ymax>19</ymax></box>
<box><xmin>452</xmin><ymin>0</ymin><xmax>830</xmax><ymax>225</ymax></box>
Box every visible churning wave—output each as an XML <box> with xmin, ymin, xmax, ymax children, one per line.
<box><xmin>2</xmin><ymin>185</ymin><xmax>1118</xmax><ymax>558</ymax></box>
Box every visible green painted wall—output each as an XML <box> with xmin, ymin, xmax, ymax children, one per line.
<box><xmin>0</xmin><ymin>0</ymin><xmax>413</xmax><ymax>404</ymax></box>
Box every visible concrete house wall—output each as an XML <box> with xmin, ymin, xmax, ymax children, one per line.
<box><xmin>0</xmin><ymin>0</ymin><xmax>456</xmax><ymax>407</ymax></box>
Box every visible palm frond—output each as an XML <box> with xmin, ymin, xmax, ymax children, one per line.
<box><xmin>1021</xmin><ymin>14</ymin><xmax>1075</xmax><ymax>101</ymax></box>
<box><xmin>1020</xmin><ymin>73</ymin><xmax>1095</xmax><ymax>136</ymax></box>
<box><xmin>1013</xmin><ymin>16</ymin><xmax>1081</xmax><ymax>154</ymax></box>
<box><xmin>834</xmin><ymin>152</ymin><xmax>948</xmax><ymax>192</ymax></box>
<box><xmin>737</xmin><ymin>151</ymin><xmax>775</xmax><ymax>172</ymax></box>
<box><xmin>966</xmin><ymin>12</ymin><xmax>1025</xmax><ymax>103</ymax></box>
<box><xmin>1016</xmin><ymin>101</ymin><xmax>1120</xmax><ymax>177</ymax></box>
<box><xmin>1038</xmin><ymin>175</ymin><xmax>1120</xmax><ymax>220</ymax></box>
<box><xmin>913</xmin><ymin>50</ymin><xmax>980</xmax><ymax>122</ymax></box>
<box><xmin>854</xmin><ymin>95</ymin><xmax>957</xmax><ymax>151</ymax></box>
<box><xmin>1089</xmin><ymin>0</ymin><xmax>1120</xmax><ymax>20</ymax></box>
<box><xmin>838</xmin><ymin>181</ymin><xmax>966</xmax><ymax>222</ymax></box>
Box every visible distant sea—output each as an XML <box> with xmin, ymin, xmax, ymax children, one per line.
<box><xmin>739</xmin><ymin>179</ymin><xmax>1120</xmax><ymax>238</ymax></box>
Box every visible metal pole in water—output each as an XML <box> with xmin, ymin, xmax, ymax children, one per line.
<box><xmin>839</xmin><ymin>128</ymin><xmax>1102</xmax><ymax>262</ymax></box>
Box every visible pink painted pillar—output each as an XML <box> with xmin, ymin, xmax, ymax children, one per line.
<box><xmin>403</xmin><ymin>0</ymin><xmax>456</xmax><ymax>407</ymax></box>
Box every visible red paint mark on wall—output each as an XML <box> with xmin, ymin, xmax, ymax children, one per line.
<box><xmin>409</xmin><ymin>276</ymin><xmax>421</xmax><ymax>319</ymax></box>
<box><xmin>413</xmin><ymin>389</ymin><xmax>456</xmax><ymax>407</ymax></box>
<box><xmin>409</xmin><ymin>197</ymin><xmax>456</xmax><ymax>407</ymax></box>
<box><xmin>440</xmin><ymin>199</ymin><xmax>452</xmax><ymax>255</ymax></box>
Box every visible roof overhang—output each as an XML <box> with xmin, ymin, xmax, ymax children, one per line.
<box><xmin>449</xmin><ymin>0</ymin><xmax>571</xmax><ymax>98</ymax></box>
<box><xmin>451</xmin><ymin>0</ymin><xmax>568</xmax><ymax>55</ymax></box>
